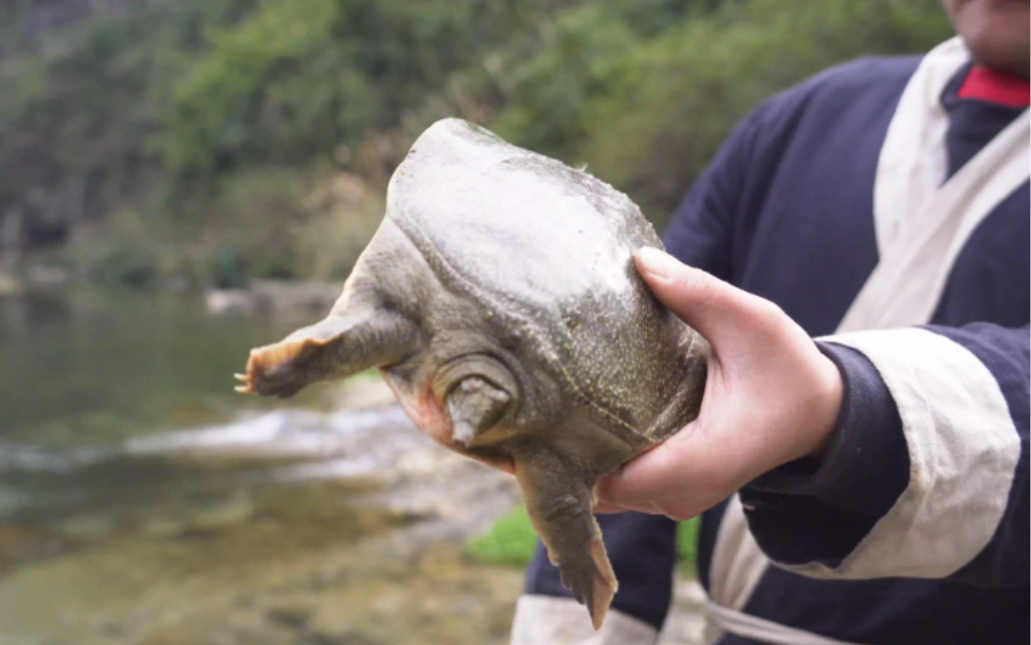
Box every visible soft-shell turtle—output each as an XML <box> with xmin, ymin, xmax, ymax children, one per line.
<box><xmin>237</xmin><ymin>119</ymin><xmax>708</xmax><ymax>628</ymax></box>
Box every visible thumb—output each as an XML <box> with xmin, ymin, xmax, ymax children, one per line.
<box><xmin>634</xmin><ymin>247</ymin><xmax>765</xmax><ymax>346</ymax></box>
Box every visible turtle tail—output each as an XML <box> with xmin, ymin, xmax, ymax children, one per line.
<box><xmin>237</xmin><ymin>311</ymin><xmax>417</xmax><ymax>398</ymax></box>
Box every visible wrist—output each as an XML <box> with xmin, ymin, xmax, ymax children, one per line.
<box><xmin>805</xmin><ymin>351</ymin><xmax>844</xmax><ymax>460</ymax></box>
<box><xmin>743</xmin><ymin>340</ymin><xmax>909</xmax><ymax>542</ymax></box>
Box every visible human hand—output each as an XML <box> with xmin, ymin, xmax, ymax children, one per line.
<box><xmin>594</xmin><ymin>248</ymin><xmax>843</xmax><ymax>520</ymax></box>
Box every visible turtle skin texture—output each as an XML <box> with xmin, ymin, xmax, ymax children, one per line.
<box><xmin>239</xmin><ymin>118</ymin><xmax>708</xmax><ymax>629</ymax></box>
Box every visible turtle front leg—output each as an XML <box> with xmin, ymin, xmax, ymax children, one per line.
<box><xmin>513</xmin><ymin>450</ymin><xmax>617</xmax><ymax>630</ymax></box>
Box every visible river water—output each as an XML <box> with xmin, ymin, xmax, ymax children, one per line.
<box><xmin>0</xmin><ymin>288</ymin><xmax>526</xmax><ymax>645</ymax></box>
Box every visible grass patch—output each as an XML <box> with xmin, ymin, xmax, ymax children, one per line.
<box><xmin>676</xmin><ymin>515</ymin><xmax>699</xmax><ymax>574</ymax></box>
<box><xmin>466</xmin><ymin>505</ymin><xmax>539</xmax><ymax>567</ymax></box>
<box><xmin>466</xmin><ymin>504</ymin><xmax>701</xmax><ymax>572</ymax></box>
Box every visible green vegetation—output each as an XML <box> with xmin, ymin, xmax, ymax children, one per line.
<box><xmin>466</xmin><ymin>504</ymin><xmax>539</xmax><ymax>567</ymax></box>
<box><xmin>466</xmin><ymin>504</ymin><xmax>701</xmax><ymax>572</ymax></box>
<box><xmin>582</xmin><ymin>0</ymin><xmax>952</xmax><ymax>227</ymax></box>
<box><xmin>0</xmin><ymin>0</ymin><xmax>952</xmax><ymax>287</ymax></box>
<box><xmin>677</xmin><ymin>514</ymin><xmax>700</xmax><ymax>574</ymax></box>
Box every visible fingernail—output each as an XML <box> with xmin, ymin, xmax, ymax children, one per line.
<box><xmin>635</xmin><ymin>247</ymin><xmax>678</xmax><ymax>282</ymax></box>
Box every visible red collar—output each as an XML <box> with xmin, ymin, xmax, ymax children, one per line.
<box><xmin>957</xmin><ymin>66</ymin><xmax>1030</xmax><ymax>107</ymax></box>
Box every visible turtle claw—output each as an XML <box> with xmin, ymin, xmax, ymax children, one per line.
<box><xmin>233</xmin><ymin>373</ymin><xmax>252</xmax><ymax>393</ymax></box>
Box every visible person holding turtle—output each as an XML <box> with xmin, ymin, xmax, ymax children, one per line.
<box><xmin>513</xmin><ymin>0</ymin><xmax>1030</xmax><ymax>643</ymax></box>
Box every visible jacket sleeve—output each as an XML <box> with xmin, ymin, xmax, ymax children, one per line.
<box><xmin>741</xmin><ymin>323</ymin><xmax>1029</xmax><ymax>587</ymax></box>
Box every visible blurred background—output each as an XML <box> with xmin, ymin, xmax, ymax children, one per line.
<box><xmin>0</xmin><ymin>1</ymin><xmax>951</xmax><ymax>644</ymax></box>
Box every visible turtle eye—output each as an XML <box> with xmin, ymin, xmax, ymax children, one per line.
<box><xmin>445</xmin><ymin>376</ymin><xmax>511</xmax><ymax>447</ymax></box>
